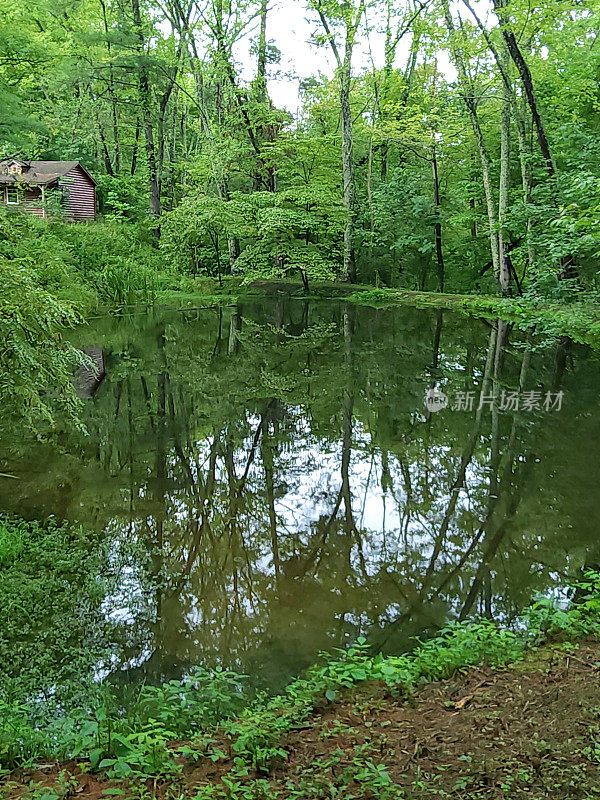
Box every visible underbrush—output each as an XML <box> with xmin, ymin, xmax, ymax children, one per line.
<box><xmin>43</xmin><ymin>219</ymin><xmax>167</xmax><ymax>307</ymax></box>
<box><xmin>2</xmin><ymin>557</ymin><xmax>600</xmax><ymax>785</ymax></box>
<box><xmin>0</xmin><ymin>668</ymin><xmax>248</xmax><ymax>780</ymax></box>
<box><xmin>0</xmin><ymin>251</ymin><xmax>88</xmax><ymax>430</ymax></box>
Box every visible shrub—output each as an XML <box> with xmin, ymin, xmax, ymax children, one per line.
<box><xmin>0</xmin><ymin>253</ymin><xmax>85</xmax><ymax>431</ymax></box>
<box><xmin>0</xmin><ymin>212</ymin><xmax>176</xmax><ymax>433</ymax></box>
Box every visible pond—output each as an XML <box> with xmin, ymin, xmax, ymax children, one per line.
<box><xmin>1</xmin><ymin>298</ymin><xmax>600</xmax><ymax>702</ymax></box>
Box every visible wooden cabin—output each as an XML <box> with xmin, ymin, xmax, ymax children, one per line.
<box><xmin>0</xmin><ymin>158</ymin><xmax>97</xmax><ymax>220</ymax></box>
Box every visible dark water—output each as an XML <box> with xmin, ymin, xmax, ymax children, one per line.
<box><xmin>2</xmin><ymin>299</ymin><xmax>600</xmax><ymax>696</ymax></box>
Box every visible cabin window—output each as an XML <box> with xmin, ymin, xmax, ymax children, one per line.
<box><xmin>5</xmin><ymin>187</ymin><xmax>19</xmax><ymax>205</ymax></box>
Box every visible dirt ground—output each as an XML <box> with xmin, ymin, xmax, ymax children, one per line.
<box><xmin>4</xmin><ymin>642</ymin><xmax>600</xmax><ymax>800</ymax></box>
<box><xmin>270</xmin><ymin>642</ymin><xmax>600</xmax><ymax>798</ymax></box>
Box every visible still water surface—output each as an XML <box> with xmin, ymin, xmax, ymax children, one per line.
<box><xmin>2</xmin><ymin>299</ymin><xmax>600</xmax><ymax>694</ymax></box>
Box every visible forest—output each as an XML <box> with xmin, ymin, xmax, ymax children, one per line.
<box><xmin>2</xmin><ymin>0</ymin><xmax>598</xmax><ymax>429</ymax></box>
<box><xmin>3</xmin><ymin>0</ymin><xmax>600</xmax><ymax>798</ymax></box>
<box><xmin>1</xmin><ymin>0</ymin><xmax>598</xmax><ymax>291</ymax></box>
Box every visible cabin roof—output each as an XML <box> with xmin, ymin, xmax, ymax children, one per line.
<box><xmin>0</xmin><ymin>160</ymin><xmax>98</xmax><ymax>186</ymax></box>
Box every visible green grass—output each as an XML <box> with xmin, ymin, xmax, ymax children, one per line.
<box><xmin>0</xmin><ymin>519</ymin><xmax>28</xmax><ymax>565</ymax></box>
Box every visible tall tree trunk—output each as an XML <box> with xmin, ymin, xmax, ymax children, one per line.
<box><xmin>431</xmin><ymin>144</ymin><xmax>445</xmax><ymax>292</ymax></box>
<box><xmin>132</xmin><ymin>0</ymin><xmax>160</xmax><ymax>219</ymax></box>
<box><xmin>254</xmin><ymin>0</ymin><xmax>276</xmax><ymax>191</ymax></box>
<box><xmin>315</xmin><ymin>0</ymin><xmax>365</xmax><ymax>283</ymax></box>
<box><xmin>494</xmin><ymin>1</ymin><xmax>576</xmax><ymax>279</ymax></box>
<box><xmin>461</xmin><ymin>0</ymin><xmax>534</xmax><ymax>275</ymax></box>
<box><xmin>175</xmin><ymin>2</ymin><xmax>241</xmax><ymax>267</ymax></box>
<box><xmin>493</xmin><ymin>0</ymin><xmax>554</xmax><ymax>178</ymax></box>
<box><xmin>514</xmin><ymin>96</ymin><xmax>535</xmax><ymax>270</ymax></box>
<box><xmin>379</xmin><ymin>2</ymin><xmax>394</xmax><ymax>182</ymax></box>
<box><xmin>99</xmin><ymin>0</ymin><xmax>121</xmax><ymax>173</ymax></box>
<box><xmin>211</xmin><ymin>0</ymin><xmax>272</xmax><ymax>189</ymax></box>
<box><xmin>340</xmin><ymin>61</ymin><xmax>357</xmax><ymax>283</ymax></box>
<box><xmin>367</xmin><ymin>132</ymin><xmax>375</xmax><ymax>262</ymax></box>
<box><xmin>97</xmin><ymin>117</ymin><xmax>115</xmax><ymax>176</ymax></box>
<box><xmin>498</xmin><ymin>44</ymin><xmax>511</xmax><ymax>295</ymax></box>
<box><xmin>442</xmin><ymin>0</ymin><xmax>500</xmax><ymax>280</ymax></box>
<box><xmin>256</xmin><ymin>0</ymin><xmax>268</xmax><ymax>103</ymax></box>
<box><xmin>469</xmin><ymin>153</ymin><xmax>477</xmax><ymax>238</ymax></box>
<box><xmin>131</xmin><ymin>118</ymin><xmax>140</xmax><ymax>176</ymax></box>
<box><xmin>156</xmin><ymin>65</ymin><xmax>180</xmax><ymax>212</ymax></box>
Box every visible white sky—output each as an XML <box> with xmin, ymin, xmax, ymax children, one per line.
<box><xmin>232</xmin><ymin>0</ymin><xmax>472</xmax><ymax>114</ymax></box>
<box><xmin>234</xmin><ymin>0</ymin><xmax>414</xmax><ymax>114</ymax></box>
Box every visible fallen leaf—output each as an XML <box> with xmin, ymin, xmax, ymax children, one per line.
<box><xmin>453</xmin><ymin>694</ymin><xmax>474</xmax><ymax>710</ymax></box>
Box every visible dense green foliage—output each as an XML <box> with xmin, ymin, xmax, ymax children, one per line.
<box><xmin>0</xmin><ymin>212</ymin><xmax>173</xmax><ymax>432</ymax></box>
<box><xmin>161</xmin><ymin>189</ymin><xmax>344</xmax><ymax>288</ymax></box>
<box><xmin>1</xmin><ymin>0</ymin><xmax>600</xmax><ymax>433</ymax></box>
<box><xmin>0</xmin><ymin>0</ymin><xmax>599</xmax><ymax>294</ymax></box>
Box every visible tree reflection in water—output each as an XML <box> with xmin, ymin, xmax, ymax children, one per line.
<box><xmin>1</xmin><ymin>299</ymin><xmax>599</xmax><ymax>694</ymax></box>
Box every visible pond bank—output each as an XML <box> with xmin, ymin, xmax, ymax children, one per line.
<box><xmin>5</xmin><ymin>641</ymin><xmax>600</xmax><ymax>800</ymax></box>
<box><xmin>200</xmin><ymin>642</ymin><xmax>600</xmax><ymax>799</ymax></box>
<box><xmin>4</xmin><ymin>575</ymin><xmax>600</xmax><ymax>800</ymax></box>
<box><xmin>158</xmin><ymin>280</ymin><xmax>600</xmax><ymax>349</ymax></box>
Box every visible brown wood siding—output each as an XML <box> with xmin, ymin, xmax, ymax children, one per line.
<box><xmin>22</xmin><ymin>187</ymin><xmax>44</xmax><ymax>217</ymax></box>
<box><xmin>61</xmin><ymin>165</ymin><xmax>96</xmax><ymax>220</ymax></box>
